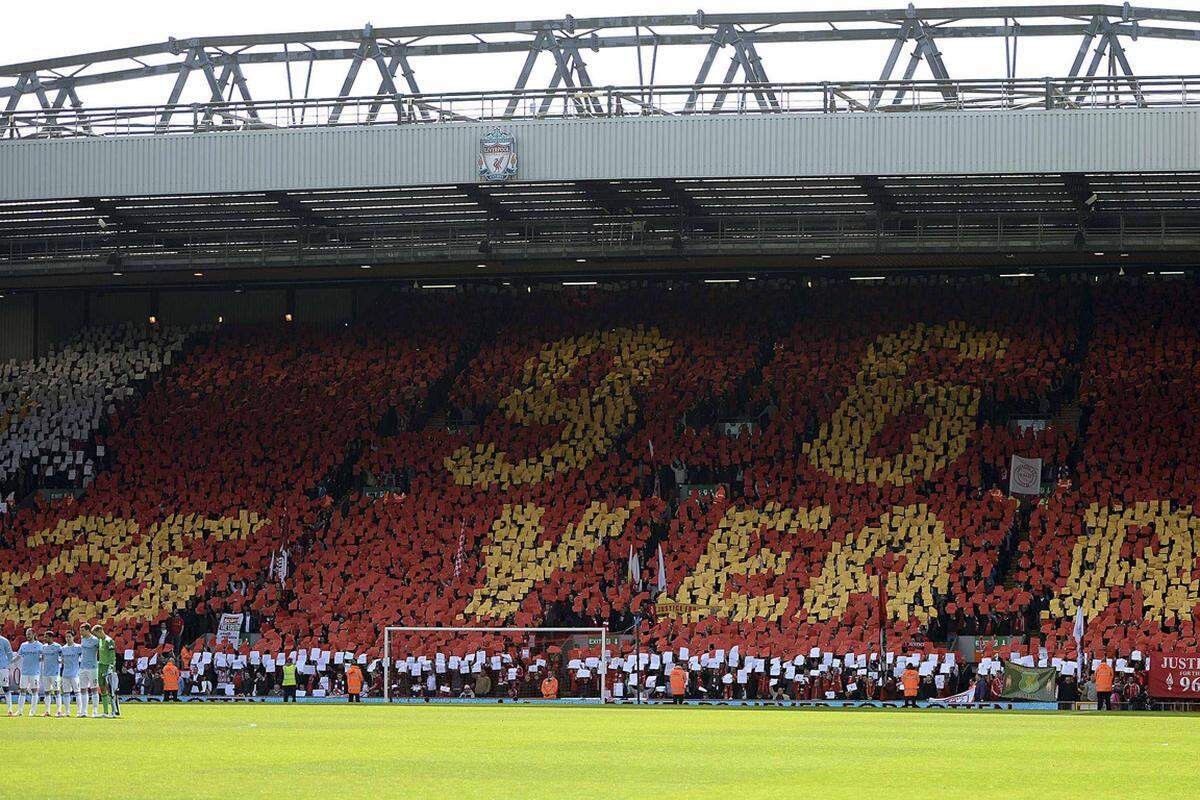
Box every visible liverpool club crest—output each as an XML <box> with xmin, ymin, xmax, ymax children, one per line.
<box><xmin>478</xmin><ymin>128</ymin><xmax>517</xmax><ymax>182</ymax></box>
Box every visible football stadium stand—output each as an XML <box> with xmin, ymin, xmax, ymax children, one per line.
<box><xmin>0</xmin><ymin>276</ymin><xmax>1195</xmax><ymax>703</ymax></box>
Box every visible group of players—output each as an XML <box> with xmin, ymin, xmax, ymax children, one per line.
<box><xmin>0</xmin><ymin>624</ymin><xmax>120</xmax><ymax>717</ymax></box>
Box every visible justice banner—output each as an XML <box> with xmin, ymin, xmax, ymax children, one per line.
<box><xmin>1149</xmin><ymin>653</ymin><xmax>1200</xmax><ymax>699</ymax></box>
<box><xmin>1000</xmin><ymin>662</ymin><xmax>1057</xmax><ymax>702</ymax></box>
<box><xmin>215</xmin><ymin>612</ymin><xmax>245</xmax><ymax>647</ymax></box>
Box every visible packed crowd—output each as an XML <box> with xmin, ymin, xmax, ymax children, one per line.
<box><xmin>76</xmin><ymin>635</ymin><xmax>1153</xmax><ymax>711</ymax></box>
<box><xmin>0</xmin><ymin>277</ymin><xmax>1197</xmax><ymax>701</ymax></box>
<box><xmin>0</xmin><ymin>323</ymin><xmax>189</xmax><ymax>498</ymax></box>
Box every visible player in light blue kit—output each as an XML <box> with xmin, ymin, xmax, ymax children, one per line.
<box><xmin>78</xmin><ymin>624</ymin><xmax>101</xmax><ymax>718</ymax></box>
<box><xmin>60</xmin><ymin>631</ymin><xmax>83</xmax><ymax>718</ymax></box>
<box><xmin>16</xmin><ymin>628</ymin><xmax>41</xmax><ymax>717</ymax></box>
<box><xmin>39</xmin><ymin>631</ymin><xmax>64</xmax><ymax>717</ymax></box>
<box><xmin>0</xmin><ymin>631</ymin><xmax>13</xmax><ymax>716</ymax></box>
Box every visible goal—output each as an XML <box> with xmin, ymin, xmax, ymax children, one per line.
<box><xmin>382</xmin><ymin>626</ymin><xmax>608</xmax><ymax>702</ymax></box>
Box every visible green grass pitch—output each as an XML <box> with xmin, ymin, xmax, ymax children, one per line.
<box><xmin>3</xmin><ymin>705</ymin><xmax>1198</xmax><ymax>799</ymax></box>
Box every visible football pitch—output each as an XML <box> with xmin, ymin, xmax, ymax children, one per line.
<box><xmin>2</xmin><ymin>705</ymin><xmax>1198</xmax><ymax>799</ymax></box>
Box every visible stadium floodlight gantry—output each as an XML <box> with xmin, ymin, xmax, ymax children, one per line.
<box><xmin>6</xmin><ymin>5</ymin><xmax>1200</xmax><ymax>135</ymax></box>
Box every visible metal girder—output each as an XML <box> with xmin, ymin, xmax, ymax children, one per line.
<box><xmin>199</xmin><ymin>63</ymin><xmax>236</xmax><ymax>126</ymax></box>
<box><xmin>684</xmin><ymin>25</ymin><xmax>732</xmax><ymax>111</ymax></box>
<box><xmin>916</xmin><ymin>24</ymin><xmax>953</xmax><ymax>85</ymax></box>
<box><xmin>1</xmin><ymin>15</ymin><xmax>1196</xmax><ymax>78</ymax></box>
<box><xmin>869</xmin><ymin>21</ymin><xmax>913</xmax><ymax>109</ymax></box>
<box><xmin>3</xmin><ymin>73</ymin><xmax>31</xmax><ymax>114</ymax></box>
<box><xmin>564</xmin><ymin>41</ymin><xmax>605</xmax><ymax>115</ymax></box>
<box><xmin>540</xmin><ymin>35</ymin><xmax>581</xmax><ymax>115</ymax></box>
<box><xmin>4</xmin><ymin>5</ymin><xmax>1200</xmax><ymax>121</ymax></box>
<box><xmin>366</xmin><ymin>45</ymin><xmax>426</xmax><ymax>123</ymax></box>
<box><xmin>536</xmin><ymin>33</ymin><xmax>604</xmax><ymax>116</ymax></box>
<box><xmin>10</xmin><ymin>23</ymin><xmax>1186</xmax><ymax>104</ymax></box>
<box><xmin>10</xmin><ymin>6</ymin><xmax>1199</xmax><ymax>78</ymax></box>
<box><xmin>686</xmin><ymin>24</ymin><xmax>779</xmax><ymax>113</ymax></box>
<box><xmin>227</xmin><ymin>60</ymin><xmax>259</xmax><ymax>119</ymax></box>
<box><xmin>1</xmin><ymin>74</ymin><xmax>31</xmax><ymax>138</ymax></box>
<box><xmin>730</xmin><ymin>35</ymin><xmax>780</xmax><ymax>111</ymax></box>
<box><xmin>327</xmin><ymin>27</ymin><xmax>374</xmax><ymax>125</ymax></box>
<box><xmin>156</xmin><ymin>48</ymin><xmax>199</xmax><ymax>131</ymax></box>
<box><xmin>1099</xmin><ymin>19</ymin><xmax>1145</xmax><ymax>105</ymax></box>
<box><xmin>54</xmin><ymin>83</ymin><xmax>93</xmax><ymax>135</ymax></box>
<box><xmin>1062</xmin><ymin>15</ymin><xmax>1144</xmax><ymax>105</ymax></box>
<box><xmin>887</xmin><ymin>18</ymin><xmax>956</xmax><ymax>106</ymax></box>
<box><xmin>504</xmin><ymin>31</ymin><xmax>549</xmax><ymax>118</ymax></box>
<box><xmin>1065</xmin><ymin>16</ymin><xmax>1104</xmax><ymax>84</ymax></box>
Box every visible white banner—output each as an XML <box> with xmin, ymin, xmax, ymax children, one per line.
<box><xmin>275</xmin><ymin>547</ymin><xmax>289</xmax><ymax>586</ymax></box>
<box><xmin>1013</xmin><ymin>418</ymin><xmax>1048</xmax><ymax>435</ymax></box>
<box><xmin>719</xmin><ymin>421</ymin><xmax>757</xmax><ymax>438</ymax></box>
<box><xmin>938</xmin><ymin>685</ymin><xmax>976</xmax><ymax>705</ymax></box>
<box><xmin>215</xmin><ymin>613</ymin><xmax>244</xmax><ymax>647</ymax></box>
<box><xmin>1009</xmin><ymin>454</ymin><xmax>1043</xmax><ymax>496</ymax></box>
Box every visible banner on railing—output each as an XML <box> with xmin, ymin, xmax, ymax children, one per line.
<box><xmin>1000</xmin><ymin>662</ymin><xmax>1057</xmax><ymax>702</ymax></box>
<box><xmin>938</xmin><ymin>685</ymin><xmax>977</xmax><ymax>705</ymax></box>
<box><xmin>679</xmin><ymin>484</ymin><xmax>727</xmax><ymax>501</ymax></box>
<box><xmin>1149</xmin><ymin>653</ymin><xmax>1200</xmax><ymax>698</ymax></box>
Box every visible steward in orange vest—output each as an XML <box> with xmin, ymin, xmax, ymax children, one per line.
<box><xmin>346</xmin><ymin>664</ymin><xmax>364</xmax><ymax>703</ymax></box>
<box><xmin>901</xmin><ymin>667</ymin><xmax>921</xmax><ymax>708</ymax></box>
<box><xmin>669</xmin><ymin>665</ymin><xmax>688</xmax><ymax>704</ymax></box>
<box><xmin>161</xmin><ymin>661</ymin><xmax>180</xmax><ymax>701</ymax></box>
<box><xmin>1095</xmin><ymin>662</ymin><xmax>1115</xmax><ymax>711</ymax></box>
<box><xmin>541</xmin><ymin>675</ymin><xmax>559</xmax><ymax>699</ymax></box>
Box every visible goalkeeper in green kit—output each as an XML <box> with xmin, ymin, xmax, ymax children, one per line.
<box><xmin>94</xmin><ymin>624</ymin><xmax>120</xmax><ymax>718</ymax></box>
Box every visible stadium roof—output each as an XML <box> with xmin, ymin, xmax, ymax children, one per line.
<box><xmin>6</xmin><ymin>4</ymin><xmax>1200</xmax><ymax>123</ymax></box>
<box><xmin>4</xmin><ymin>6</ymin><xmax>1200</xmax><ymax>287</ymax></box>
<box><xmin>3</xmin><ymin>171</ymin><xmax>1200</xmax><ymax>288</ymax></box>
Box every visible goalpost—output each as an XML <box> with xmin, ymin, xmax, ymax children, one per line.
<box><xmin>382</xmin><ymin>626</ymin><xmax>608</xmax><ymax>703</ymax></box>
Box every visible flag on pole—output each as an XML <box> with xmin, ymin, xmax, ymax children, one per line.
<box><xmin>1073</xmin><ymin>605</ymin><xmax>1086</xmax><ymax>672</ymax></box>
<box><xmin>627</xmin><ymin>544</ymin><xmax>642</xmax><ymax>591</ymax></box>
<box><xmin>648</xmin><ymin>439</ymin><xmax>660</xmax><ymax>497</ymax></box>
<box><xmin>268</xmin><ymin>548</ymin><xmax>276</xmax><ymax>581</ymax></box>
<box><xmin>453</xmin><ymin>522</ymin><xmax>466</xmax><ymax>579</ymax></box>
<box><xmin>877</xmin><ymin>571</ymin><xmax>889</xmax><ymax>659</ymax></box>
<box><xmin>655</xmin><ymin>544</ymin><xmax>667</xmax><ymax>595</ymax></box>
<box><xmin>276</xmin><ymin>547</ymin><xmax>289</xmax><ymax>587</ymax></box>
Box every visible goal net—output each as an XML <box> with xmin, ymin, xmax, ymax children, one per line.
<box><xmin>382</xmin><ymin>626</ymin><xmax>607</xmax><ymax>702</ymax></box>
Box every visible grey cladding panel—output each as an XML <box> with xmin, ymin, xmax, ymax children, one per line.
<box><xmin>2</xmin><ymin>109</ymin><xmax>1199</xmax><ymax>201</ymax></box>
